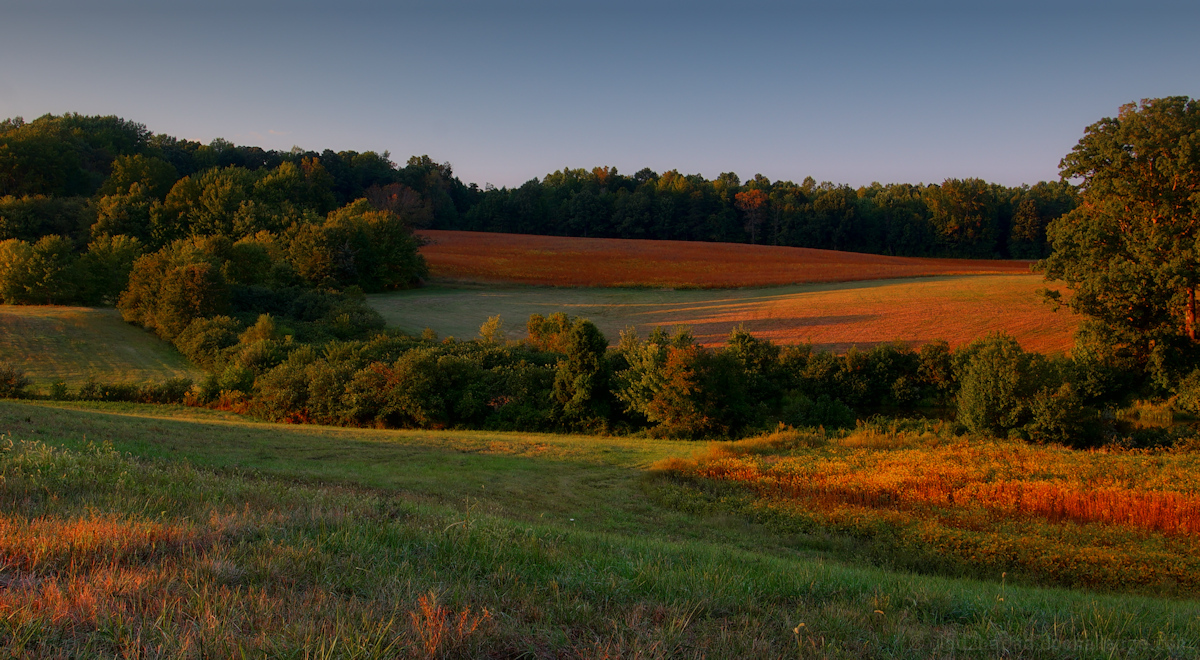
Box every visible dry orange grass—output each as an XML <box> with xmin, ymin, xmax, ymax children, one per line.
<box><xmin>621</xmin><ymin>275</ymin><xmax>1077</xmax><ymax>353</ymax></box>
<box><xmin>418</xmin><ymin>230</ymin><xmax>1035</xmax><ymax>288</ymax></box>
<box><xmin>657</xmin><ymin>429</ymin><xmax>1200</xmax><ymax>590</ymax></box>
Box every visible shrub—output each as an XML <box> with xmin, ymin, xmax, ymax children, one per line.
<box><xmin>1024</xmin><ymin>382</ymin><xmax>1099</xmax><ymax>447</ymax></box>
<box><xmin>954</xmin><ymin>333</ymin><xmax>1049</xmax><ymax>436</ymax></box>
<box><xmin>778</xmin><ymin>391</ymin><xmax>856</xmax><ymax>429</ymax></box>
<box><xmin>1171</xmin><ymin>369</ymin><xmax>1200</xmax><ymax>416</ymax></box>
<box><xmin>0</xmin><ymin>363</ymin><xmax>31</xmax><ymax>398</ymax></box>
<box><xmin>76</xmin><ymin>379</ymin><xmax>142</xmax><ymax>402</ymax></box>
<box><xmin>173</xmin><ymin>316</ymin><xmax>243</xmax><ymax>369</ymax></box>
<box><xmin>49</xmin><ymin>379</ymin><xmax>69</xmax><ymax>401</ymax></box>
<box><xmin>254</xmin><ymin>347</ymin><xmax>319</xmax><ymax>420</ymax></box>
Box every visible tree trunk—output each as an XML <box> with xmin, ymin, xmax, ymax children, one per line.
<box><xmin>1187</xmin><ymin>286</ymin><xmax>1197</xmax><ymax>341</ymax></box>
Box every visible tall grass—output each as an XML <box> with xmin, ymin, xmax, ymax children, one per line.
<box><xmin>653</xmin><ymin>425</ymin><xmax>1200</xmax><ymax>594</ymax></box>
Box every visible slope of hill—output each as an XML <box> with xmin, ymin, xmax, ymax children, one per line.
<box><xmin>0</xmin><ymin>306</ymin><xmax>200</xmax><ymax>386</ymax></box>
<box><xmin>2</xmin><ymin>400</ymin><xmax>1195</xmax><ymax>657</ymax></box>
<box><xmin>418</xmin><ymin>230</ymin><xmax>1035</xmax><ymax>288</ymax></box>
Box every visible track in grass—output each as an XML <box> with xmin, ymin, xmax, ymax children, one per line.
<box><xmin>418</xmin><ymin>229</ymin><xmax>1036</xmax><ymax>288</ymax></box>
<box><xmin>0</xmin><ymin>306</ymin><xmax>200</xmax><ymax>386</ymax></box>
<box><xmin>370</xmin><ymin>274</ymin><xmax>1080</xmax><ymax>353</ymax></box>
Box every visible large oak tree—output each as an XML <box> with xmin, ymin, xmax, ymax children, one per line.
<box><xmin>1039</xmin><ymin>97</ymin><xmax>1200</xmax><ymax>360</ymax></box>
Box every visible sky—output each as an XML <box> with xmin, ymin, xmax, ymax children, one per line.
<box><xmin>2</xmin><ymin>0</ymin><xmax>1197</xmax><ymax>189</ymax></box>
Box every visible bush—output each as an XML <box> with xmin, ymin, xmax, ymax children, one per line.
<box><xmin>1024</xmin><ymin>382</ymin><xmax>1099</xmax><ymax>447</ymax></box>
<box><xmin>174</xmin><ymin>316</ymin><xmax>243</xmax><ymax>369</ymax></box>
<box><xmin>0</xmin><ymin>363</ymin><xmax>31</xmax><ymax>398</ymax></box>
<box><xmin>954</xmin><ymin>333</ymin><xmax>1049</xmax><ymax>436</ymax></box>
<box><xmin>778</xmin><ymin>391</ymin><xmax>856</xmax><ymax>430</ymax></box>
<box><xmin>76</xmin><ymin>379</ymin><xmax>142</xmax><ymax>402</ymax></box>
<box><xmin>1171</xmin><ymin>369</ymin><xmax>1200</xmax><ymax>416</ymax></box>
<box><xmin>141</xmin><ymin>377</ymin><xmax>193</xmax><ymax>403</ymax></box>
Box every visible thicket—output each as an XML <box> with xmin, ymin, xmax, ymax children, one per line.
<box><xmin>0</xmin><ymin>113</ymin><xmax>439</xmax><ymax>311</ymax></box>
<box><xmin>89</xmin><ymin>305</ymin><xmax>1166</xmax><ymax>446</ymax></box>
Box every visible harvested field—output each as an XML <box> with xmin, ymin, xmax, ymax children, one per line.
<box><xmin>369</xmin><ymin>274</ymin><xmax>1079</xmax><ymax>353</ymax></box>
<box><xmin>418</xmin><ymin>229</ymin><xmax>1035</xmax><ymax>288</ymax></box>
<box><xmin>0</xmin><ymin>306</ymin><xmax>200</xmax><ymax>386</ymax></box>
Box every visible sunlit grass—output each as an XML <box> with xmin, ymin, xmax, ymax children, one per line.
<box><xmin>418</xmin><ymin>229</ymin><xmax>1034</xmax><ymax>289</ymax></box>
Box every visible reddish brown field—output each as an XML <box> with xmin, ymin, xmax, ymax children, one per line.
<box><xmin>418</xmin><ymin>230</ymin><xmax>1035</xmax><ymax>288</ymax></box>
<box><xmin>384</xmin><ymin>231</ymin><xmax>1079</xmax><ymax>353</ymax></box>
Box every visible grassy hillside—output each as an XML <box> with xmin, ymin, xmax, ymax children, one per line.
<box><xmin>0</xmin><ymin>306</ymin><xmax>199</xmax><ymax>387</ymax></box>
<box><xmin>418</xmin><ymin>230</ymin><xmax>1035</xmax><ymax>288</ymax></box>
<box><xmin>370</xmin><ymin>275</ymin><xmax>1079</xmax><ymax>353</ymax></box>
<box><xmin>1</xmin><ymin>400</ymin><xmax>1197</xmax><ymax>658</ymax></box>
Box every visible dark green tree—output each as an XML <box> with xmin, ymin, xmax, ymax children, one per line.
<box><xmin>1039</xmin><ymin>97</ymin><xmax>1200</xmax><ymax>362</ymax></box>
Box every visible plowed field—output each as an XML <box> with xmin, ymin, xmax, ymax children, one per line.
<box><xmin>418</xmin><ymin>230</ymin><xmax>1034</xmax><ymax>288</ymax></box>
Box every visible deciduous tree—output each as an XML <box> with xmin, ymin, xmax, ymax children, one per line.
<box><xmin>1039</xmin><ymin>97</ymin><xmax>1200</xmax><ymax>360</ymax></box>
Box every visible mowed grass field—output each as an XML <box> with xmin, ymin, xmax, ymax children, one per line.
<box><xmin>418</xmin><ymin>230</ymin><xmax>1035</xmax><ymax>288</ymax></box>
<box><xmin>0</xmin><ymin>306</ymin><xmax>200</xmax><ymax>387</ymax></box>
<box><xmin>3</xmin><ymin>400</ymin><xmax>1198</xmax><ymax>658</ymax></box>
<box><xmin>370</xmin><ymin>275</ymin><xmax>1079</xmax><ymax>353</ymax></box>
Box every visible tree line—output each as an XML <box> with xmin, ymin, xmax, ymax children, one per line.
<box><xmin>5</xmin><ymin>309</ymin><xmax>1188</xmax><ymax>450</ymax></box>
<box><xmin>450</xmin><ymin>168</ymin><xmax>1076</xmax><ymax>259</ymax></box>
<box><xmin>0</xmin><ymin>113</ymin><xmax>444</xmax><ymax>310</ymax></box>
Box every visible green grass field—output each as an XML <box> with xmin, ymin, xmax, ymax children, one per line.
<box><xmin>0</xmin><ymin>306</ymin><xmax>200</xmax><ymax>387</ymax></box>
<box><xmin>2</xmin><ymin>400</ymin><xmax>1197</xmax><ymax>658</ymax></box>
<box><xmin>369</xmin><ymin>274</ymin><xmax>1079</xmax><ymax>353</ymax></box>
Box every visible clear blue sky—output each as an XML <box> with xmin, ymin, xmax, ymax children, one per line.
<box><xmin>2</xmin><ymin>1</ymin><xmax>1197</xmax><ymax>189</ymax></box>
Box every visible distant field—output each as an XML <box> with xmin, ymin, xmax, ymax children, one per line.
<box><xmin>0</xmin><ymin>306</ymin><xmax>199</xmax><ymax>386</ymax></box>
<box><xmin>418</xmin><ymin>229</ymin><xmax>1034</xmax><ymax>288</ymax></box>
<box><xmin>370</xmin><ymin>274</ymin><xmax>1079</xmax><ymax>353</ymax></box>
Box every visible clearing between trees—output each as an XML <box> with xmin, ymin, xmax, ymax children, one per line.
<box><xmin>0</xmin><ymin>306</ymin><xmax>200</xmax><ymax>386</ymax></box>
